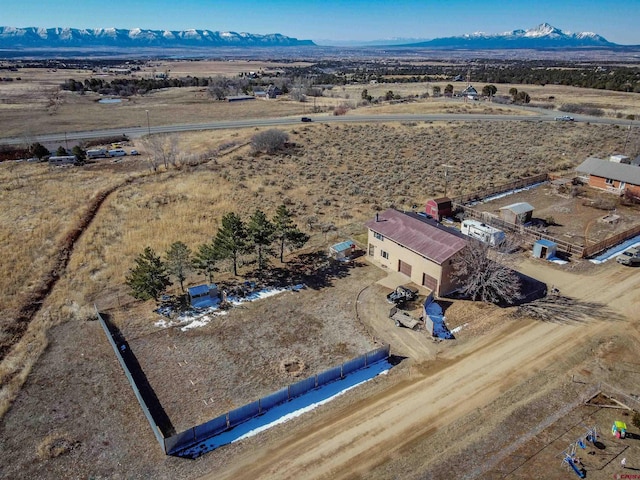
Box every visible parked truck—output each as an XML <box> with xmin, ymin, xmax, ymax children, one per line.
<box><xmin>386</xmin><ymin>285</ymin><xmax>418</xmax><ymax>305</ymax></box>
<box><xmin>461</xmin><ymin>220</ymin><xmax>505</xmax><ymax>246</ymax></box>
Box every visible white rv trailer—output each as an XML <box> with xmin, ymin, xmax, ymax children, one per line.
<box><xmin>461</xmin><ymin>220</ymin><xmax>506</xmax><ymax>246</ymax></box>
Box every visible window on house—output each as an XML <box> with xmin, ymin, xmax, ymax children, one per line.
<box><xmin>381</xmin><ymin>250</ymin><xmax>389</xmax><ymax>259</ymax></box>
<box><xmin>374</xmin><ymin>232</ymin><xmax>384</xmax><ymax>241</ymax></box>
<box><xmin>605</xmin><ymin>178</ymin><xmax>614</xmax><ymax>185</ymax></box>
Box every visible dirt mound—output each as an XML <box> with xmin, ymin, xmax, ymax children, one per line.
<box><xmin>279</xmin><ymin>357</ymin><xmax>306</xmax><ymax>377</ymax></box>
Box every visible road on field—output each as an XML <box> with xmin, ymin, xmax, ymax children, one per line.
<box><xmin>198</xmin><ymin>258</ymin><xmax>639</xmax><ymax>480</ymax></box>
<box><xmin>0</xmin><ymin>109</ymin><xmax>630</xmax><ymax>146</ymax></box>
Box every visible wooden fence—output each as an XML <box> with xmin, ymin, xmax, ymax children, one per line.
<box><xmin>450</xmin><ymin>173</ymin><xmax>549</xmax><ymax>205</ymax></box>
<box><xmin>460</xmin><ymin>207</ymin><xmax>585</xmax><ymax>257</ymax></box>
<box><xmin>582</xmin><ymin>223</ymin><xmax>640</xmax><ymax>258</ymax></box>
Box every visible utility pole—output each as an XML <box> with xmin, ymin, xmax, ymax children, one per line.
<box><xmin>442</xmin><ymin>164</ymin><xmax>454</xmax><ymax>197</ymax></box>
<box><xmin>146</xmin><ymin>110</ymin><xmax>151</xmax><ymax>136</ymax></box>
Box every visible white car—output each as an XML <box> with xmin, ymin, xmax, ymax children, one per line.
<box><xmin>130</xmin><ymin>150</ymin><xmax>140</xmax><ymax>155</ymax></box>
<box><xmin>555</xmin><ymin>115</ymin><xmax>574</xmax><ymax>121</ymax></box>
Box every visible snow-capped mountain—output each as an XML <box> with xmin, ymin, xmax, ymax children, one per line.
<box><xmin>401</xmin><ymin>23</ymin><xmax>615</xmax><ymax>48</ymax></box>
<box><xmin>0</xmin><ymin>26</ymin><xmax>315</xmax><ymax>48</ymax></box>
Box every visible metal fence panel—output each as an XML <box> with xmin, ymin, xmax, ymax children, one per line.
<box><xmin>316</xmin><ymin>365</ymin><xmax>343</xmax><ymax>387</ymax></box>
<box><xmin>260</xmin><ymin>387</ymin><xmax>290</xmax><ymax>412</ymax></box>
<box><xmin>342</xmin><ymin>354</ymin><xmax>366</xmax><ymax>375</ymax></box>
<box><xmin>228</xmin><ymin>400</ymin><xmax>260</xmax><ymax>428</ymax></box>
<box><xmin>194</xmin><ymin>414</ymin><xmax>229</xmax><ymax>441</ymax></box>
<box><xmin>366</xmin><ymin>345</ymin><xmax>390</xmax><ymax>365</ymax></box>
<box><xmin>289</xmin><ymin>376</ymin><xmax>317</xmax><ymax>399</ymax></box>
<box><xmin>96</xmin><ymin>309</ymin><xmax>167</xmax><ymax>453</ymax></box>
<box><xmin>165</xmin><ymin>428</ymin><xmax>196</xmax><ymax>455</ymax></box>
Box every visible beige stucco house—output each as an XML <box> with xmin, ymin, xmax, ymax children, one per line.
<box><xmin>365</xmin><ymin>209</ymin><xmax>468</xmax><ymax>296</ymax></box>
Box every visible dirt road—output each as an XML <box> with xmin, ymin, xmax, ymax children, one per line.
<box><xmin>198</xmin><ymin>258</ymin><xmax>639</xmax><ymax>480</ymax></box>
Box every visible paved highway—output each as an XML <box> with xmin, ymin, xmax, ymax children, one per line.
<box><xmin>0</xmin><ymin>110</ymin><xmax>633</xmax><ymax>146</ymax></box>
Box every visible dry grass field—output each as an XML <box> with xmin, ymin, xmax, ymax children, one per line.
<box><xmin>1</xmin><ymin>68</ymin><xmax>640</xmax><ymax>478</ymax></box>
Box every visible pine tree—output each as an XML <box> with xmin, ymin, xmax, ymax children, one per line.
<box><xmin>125</xmin><ymin>247</ymin><xmax>171</xmax><ymax>301</ymax></box>
<box><xmin>165</xmin><ymin>241</ymin><xmax>192</xmax><ymax>292</ymax></box>
<box><xmin>272</xmin><ymin>204</ymin><xmax>310</xmax><ymax>263</ymax></box>
<box><xmin>214</xmin><ymin>212</ymin><xmax>247</xmax><ymax>276</ymax></box>
<box><xmin>248</xmin><ymin>209</ymin><xmax>275</xmax><ymax>271</ymax></box>
<box><xmin>192</xmin><ymin>241</ymin><xmax>219</xmax><ymax>283</ymax></box>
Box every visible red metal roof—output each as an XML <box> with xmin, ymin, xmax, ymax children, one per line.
<box><xmin>365</xmin><ymin>209</ymin><xmax>467</xmax><ymax>265</ymax></box>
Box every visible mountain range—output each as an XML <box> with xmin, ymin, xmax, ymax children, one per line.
<box><xmin>0</xmin><ymin>26</ymin><xmax>315</xmax><ymax>48</ymax></box>
<box><xmin>0</xmin><ymin>23</ymin><xmax>628</xmax><ymax>52</ymax></box>
<box><xmin>398</xmin><ymin>23</ymin><xmax>616</xmax><ymax>49</ymax></box>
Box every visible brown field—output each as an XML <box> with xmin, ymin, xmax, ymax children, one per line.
<box><xmin>1</xmin><ymin>72</ymin><xmax>640</xmax><ymax>479</ymax></box>
<box><xmin>2</xmin><ymin>61</ymin><xmax>640</xmax><ymax>140</ymax></box>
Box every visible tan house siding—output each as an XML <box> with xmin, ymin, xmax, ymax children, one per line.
<box><xmin>367</xmin><ymin>229</ymin><xmax>460</xmax><ymax>296</ymax></box>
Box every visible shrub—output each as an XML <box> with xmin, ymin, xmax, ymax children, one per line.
<box><xmin>334</xmin><ymin>104</ymin><xmax>350</xmax><ymax>116</ymax></box>
<box><xmin>251</xmin><ymin>129</ymin><xmax>289</xmax><ymax>154</ymax></box>
<box><xmin>632</xmin><ymin>411</ymin><xmax>640</xmax><ymax>429</ymax></box>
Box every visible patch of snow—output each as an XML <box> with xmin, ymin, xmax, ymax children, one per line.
<box><xmin>548</xmin><ymin>256</ymin><xmax>568</xmax><ymax>265</ymax></box>
<box><xmin>155</xmin><ymin>284</ymin><xmax>306</xmax><ymax>331</ymax></box>
<box><xmin>469</xmin><ymin>182</ymin><xmax>545</xmax><ymax>205</ymax></box>
<box><xmin>450</xmin><ymin>323</ymin><xmax>468</xmax><ymax>334</ymax></box>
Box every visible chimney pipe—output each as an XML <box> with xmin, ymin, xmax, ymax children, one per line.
<box><xmin>375</xmin><ymin>212</ymin><xmax>379</xmax><ymax>222</ymax></box>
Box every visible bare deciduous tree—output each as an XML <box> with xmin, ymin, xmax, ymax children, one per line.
<box><xmin>451</xmin><ymin>239</ymin><xmax>522</xmax><ymax>304</ymax></box>
<box><xmin>141</xmin><ymin>134</ymin><xmax>179</xmax><ymax>171</ymax></box>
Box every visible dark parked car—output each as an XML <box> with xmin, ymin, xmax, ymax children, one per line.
<box><xmin>301</xmin><ymin>117</ymin><xmax>313</xmax><ymax>122</ymax></box>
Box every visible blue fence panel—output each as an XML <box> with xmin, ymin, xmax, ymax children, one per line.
<box><xmin>260</xmin><ymin>387</ymin><xmax>290</xmax><ymax>412</ymax></box>
<box><xmin>228</xmin><ymin>400</ymin><xmax>260</xmax><ymax>428</ymax></box>
<box><xmin>366</xmin><ymin>345</ymin><xmax>390</xmax><ymax>365</ymax></box>
<box><xmin>289</xmin><ymin>376</ymin><xmax>317</xmax><ymax>399</ymax></box>
<box><xmin>317</xmin><ymin>365</ymin><xmax>343</xmax><ymax>387</ymax></box>
<box><xmin>194</xmin><ymin>414</ymin><xmax>229</xmax><ymax>441</ymax></box>
<box><xmin>165</xmin><ymin>428</ymin><xmax>196</xmax><ymax>455</ymax></box>
<box><xmin>342</xmin><ymin>354</ymin><xmax>366</xmax><ymax>375</ymax></box>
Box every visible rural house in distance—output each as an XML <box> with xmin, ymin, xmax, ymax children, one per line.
<box><xmin>365</xmin><ymin>209</ymin><xmax>467</xmax><ymax>296</ymax></box>
<box><xmin>576</xmin><ymin>156</ymin><xmax>640</xmax><ymax>197</ymax></box>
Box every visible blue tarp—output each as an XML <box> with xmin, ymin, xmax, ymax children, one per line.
<box><xmin>425</xmin><ymin>299</ymin><xmax>454</xmax><ymax>340</ymax></box>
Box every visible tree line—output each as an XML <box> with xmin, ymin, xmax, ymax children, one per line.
<box><xmin>125</xmin><ymin>205</ymin><xmax>309</xmax><ymax>301</ymax></box>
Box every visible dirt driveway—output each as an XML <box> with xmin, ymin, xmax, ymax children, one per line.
<box><xmin>197</xmin><ymin>257</ymin><xmax>640</xmax><ymax>480</ymax></box>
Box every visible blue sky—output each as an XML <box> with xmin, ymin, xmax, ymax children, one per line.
<box><xmin>3</xmin><ymin>0</ymin><xmax>639</xmax><ymax>45</ymax></box>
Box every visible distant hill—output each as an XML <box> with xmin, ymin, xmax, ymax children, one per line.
<box><xmin>0</xmin><ymin>26</ymin><xmax>315</xmax><ymax>48</ymax></box>
<box><xmin>399</xmin><ymin>23</ymin><xmax>618</xmax><ymax>49</ymax></box>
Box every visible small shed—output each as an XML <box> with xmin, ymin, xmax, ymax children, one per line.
<box><xmin>425</xmin><ymin>197</ymin><xmax>452</xmax><ymax>221</ymax></box>
<box><xmin>188</xmin><ymin>284</ymin><xmax>219</xmax><ymax>308</ymax></box>
<box><xmin>329</xmin><ymin>240</ymin><xmax>356</xmax><ymax>261</ymax></box>
<box><xmin>533</xmin><ymin>239</ymin><xmax>558</xmax><ymax>260</ymax></box>
<box><xmin>500</xmin><ymin>202</ymin><xmax>534</xmax><ymax>225</ymax></box>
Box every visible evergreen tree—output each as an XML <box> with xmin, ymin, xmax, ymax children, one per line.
<box><xmin>125</xmin><ymin>247</ymin><xmax>171</xmax><ymax>301</ymax></box>
<box><xmin>192</xmin><ymin>241</ymin><xmax>219</xmax><ymax>283</ymax></box>
<box><xmin>30</xmin><ymin>142</ymin><xmax>50</xmax><ymax>159</ymax></box>
<box><xmin>248</xmin><ymin>209</ymin><xmax>275</xmax><ymax>271</ymax></box>
<box><xmin>165</xmin><ymin>241</ymin><xmax>192</xmax><ymax>292</ymax></box>
<box><xmin>56</xmin><ymin>146</ymin><xmax>67</xmax><ymax>156</ymax></box>
<box><xmin>273</xmin><ymin>204</ymin><xmax>310</xmax><ymax>263</ymax></box>
<box><xmin>71</xmin><ymin>145</ymin><xmax>86</xmax><ymax>162</ymax></box>
<box><xmin>214</xmin><ymin>212</ymin><xmax>247</xmax><ymax>276</ymax></box>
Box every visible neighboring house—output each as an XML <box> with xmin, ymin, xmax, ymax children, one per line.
<box><xmin>225</xmin><ymin>95</ymin><xmax>256</xmax><ymax>102</ymax></box>
<box><xmin>425</xmin><ymin>197</ymin><xmax>453</xmax><ymax>221</ymax></box>
<box><xmin>576</xmin><ymin>156</ymin><xmax>640</xmax><ymax>196</ymax></box>
<box><xmin>365</xmin><ymin>209</ymin><xmax>467</xmax><ymax>296</ymax></box>
<box><xmin>461</xmin><ymin>85</ymin><xmax>478</xmax><ymax>100</ymax></box>
<box><xmin>265</xmin><ymin>85</ymin><xmax>282</xmax><ymax>99</ymax></box>
<box><xmin>500</xmin><ymin>202</ymin><xmax>534</xmax><ymax>225</ymax></box>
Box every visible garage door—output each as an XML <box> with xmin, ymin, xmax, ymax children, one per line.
<box><xmin>398</xmin><ymin>260</ymin><xmax>412</xmax><ymax>277</ymax></box>
<box><xmin>422</xmin><ymin>273</ymin><xmax>438</xmax><ymax>291</ymax></box>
